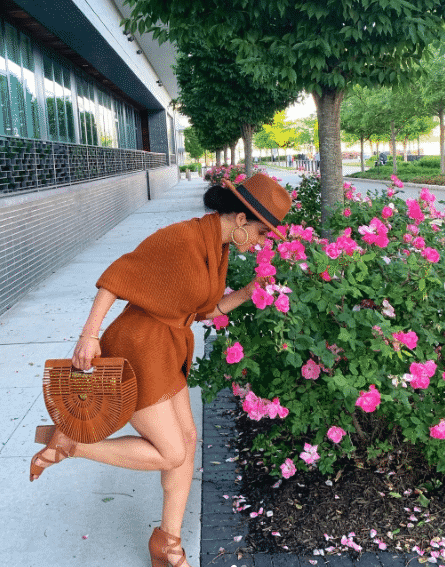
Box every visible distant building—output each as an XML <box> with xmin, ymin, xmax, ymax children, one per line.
<box><xmin>0</xmin><ymin>0</ymin><xmax>182</xmax><ymax>313</ymax></box>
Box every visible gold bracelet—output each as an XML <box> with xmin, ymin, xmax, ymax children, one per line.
<box><xmin>216</xmin><ymin>303</ymin><xmax>227</xmax><ymax>316</ymax></box>
<box><xmin>79</xmin><ymin>334</ymin><xmax>100</xmax><ymax>340</ymax></box>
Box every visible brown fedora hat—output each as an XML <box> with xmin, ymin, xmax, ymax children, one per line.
<box><xmin>224</xmin><ymin>173</ymin><xmax>292</xmax><ymax>239</ymax></box>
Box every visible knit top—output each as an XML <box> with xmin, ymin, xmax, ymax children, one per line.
<box><xmin>96</xmin><ymin>212</ymin><xmax>229</xmax><ymax>409</ymax></box>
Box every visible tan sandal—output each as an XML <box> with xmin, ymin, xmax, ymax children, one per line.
<box><xmin>149</xmin><ymin>527</ymin><xmax>188</xmax><ymax>567</ymax></box>
<box><xmin>30</xmin><ymin>425</ymin><xmax>77</xmax><ymax>482</ymax></box>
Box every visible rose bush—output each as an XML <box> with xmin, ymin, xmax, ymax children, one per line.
<box><xmin>204</xmin><ymin>163</ymin><xmax>266</xmax><ymax>186</ymax></box>
<box><xmin>188</xmin><ymin>175</ymin><xmax>445</xmax><ymax>476</ymax></box>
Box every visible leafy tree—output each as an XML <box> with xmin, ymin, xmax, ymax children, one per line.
<box><xmin>183</xmin><ymin>126</ymin><xmax>204</xmax><ymax>161</ymax></box>
<box><xmin>172</xmin><ymin>44</ymin><xmax>296</xmax><ymax>176</ymax></box>
<box><xmin>263</xmin><ymin>110</ymin><xmax>301</xmax><ymax>165</ymax></box>
<box><xmin>253</xmin><ymin>127</ymin><xmax>278</xmax><ymax>161</ymax></box>
<box><xmin>122</xmin><ymin>0</ymin><xmax>445</xmax><ymax>225</ymax></box>
<box><xmin>420</xmin><ymin>46</ymin><xmax>445</xmax><ymax>173</ymax></box>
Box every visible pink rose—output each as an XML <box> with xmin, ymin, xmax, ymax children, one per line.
<box><xmin>300</xmin><ymin>443</ymin><xmax>320</xmax><ymax>465</ymax></box>
<box><xmin>420</xmin><ymin>187</ymin><xmax>435</xmax><ymax>202</ymax></box>
<box><xmin>325</xmin><ymin>242</ymin><xmax>341</xmax><ymax>259</ymax></box>
<box><xmin>234</xmin><ymin>173</ymin><xmax>247</xmax><ymax>184</ymax></box>
<box><xmin>412</xmin><ymin>236</ymin><xmax>426</xmax><ymax>250</ymax></box>
<box><xmin>267</xmin><ymin>397</ymin><xmax>289</xmax><ymax>418</ymax></box>
<box><xmin>252</xmin><ymin>287</ymin><xmax>274</xmax><ymax>310</ymax></box>
<box><xmin>392</xmin><ymin>330</ymin><xmax>418</xmax><ymax>350</ymax></box>
<box><xmin>343</xmin><ymin>208</ymin><xmax>352</xmax><ymax>217</ymax></box>
<box><xmin>275</xmin><ymin>293</ymin><xmax>290</xmax><ymax>313</ymax></box>
<box><xmin>225</xmin><ymin>342</ymin><xmax>244</xmax><ymax>364</ymax></box>
<box><xmin>213</xmin><ymin>314</ymin><xmax>229</xmax><ymax>330</ymax></box>
<box><xmin>406</xmin><ymin>199</ymin><xmax>425</xmax><ymax>222</ymax></box>
<box><xmin>355</xmin><ymin>384</ymin><xmax>381</xmax><ymax>413</ymax></box>
<box><xmin>255</xmin><ymin>263</ymin><xmax>276</xmax><ymax>277</ymax></box>
<box><xmin>256</xmin><ymin>247</ymin><xmax>275</xmax><ymax>264</ymax></box>
<box><xmin>280</xmin><ymin>458</ymin><xmax>296</xmax><ymax>479</ymax></box>
<box><xmin>301</xmin><ymin>359</ymin><xmax>321</xmax><ymax>380</ymax></box>
<box><xmin>430</xmin><ymin>419</ymin><xmax>445</xmax><ymax>439</ymax></box>
<box><xmin>391</xmin><ymin>174</ymin><xmax>404</xmax><ymax>188</ymax></box>
<box><xmin>327</xmin><ymin>426</ymin><xmax>347</xmax><ymax>443</ymax></box>
<box><xmin>409</xmin><ymin>360</ymin><xmax>436</xmax><ymax>389</ymax></box>
<box><xmin>291</xmin><ymin>189</ymin><xmax>298</xmax><ymax>199</ymax></box>
<box><xmin>320</xmin><ymin>269</ymin><xmax>331</xmax><ymax>281</ymax></box>
<box><xmin>403</xmin><ymin>233</ymin><xmax>413</xmax><ymax>243</ymax></box>
<box><xmin>422</xmin><ymin>247</ymin><xmax>440</xmax><ymax>263</ymax></box>
<box><xmin>381</xmin><ymin>206</ymin><xmax>393</xmax><ymax>219</ymax></box>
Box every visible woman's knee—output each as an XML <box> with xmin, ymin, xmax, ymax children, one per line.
<box><xmin>161</xmin><ymin>444</ymin><xmax>187</xmax><ymax>469</ymax></box>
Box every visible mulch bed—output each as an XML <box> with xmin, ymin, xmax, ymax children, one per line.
<box><xmin>227</xmin><ymin>401</ymin><xmax>445</xmax><ymax>560</ymax></box>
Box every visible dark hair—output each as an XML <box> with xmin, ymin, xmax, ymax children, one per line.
<box><xmin>203</xmin><ymin>184</ymin><xmax>258</xmax><ymax>220</ymax></box>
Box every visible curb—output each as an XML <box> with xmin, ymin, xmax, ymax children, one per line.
<box><xmin>199</xmin><ymin>342</ymin><xmax>423</xmax><ymax>567</ymax></box>
<box><xmin>343</xmin><ymin>177</ymin><xmax>445</xmax><ymax>191</ymax></box>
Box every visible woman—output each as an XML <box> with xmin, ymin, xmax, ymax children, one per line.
<box><xmin>29</xmin><ymin>173</ymin><xmax>292</xmax><ymax>567</ymax></box>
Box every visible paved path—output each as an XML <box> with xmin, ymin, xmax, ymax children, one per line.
<box><xmin>0</xmin><ymin>175</ymin><xmax>208</xmax><ymax>567</ymax></box>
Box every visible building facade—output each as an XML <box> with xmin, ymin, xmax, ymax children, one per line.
<box><xmin>0</xmin><ymin>0</ymin><xmax>182</xmax><ymax>314</ymax></box>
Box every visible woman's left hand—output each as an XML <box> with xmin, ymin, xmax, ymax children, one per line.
<box><xmin>244</xmin><ymin>276</ymin><xmax>272</xmax><ymax>298</ymax></box>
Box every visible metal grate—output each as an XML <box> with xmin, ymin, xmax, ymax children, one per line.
<box><xmin>0</xmin><ymin>135</ymin><xmax>167</xmax><ymax>196</ymax></box>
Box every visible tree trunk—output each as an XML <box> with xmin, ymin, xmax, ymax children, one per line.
<box><xmin>360</xmin><ymin>137</ymin><xmax>365</xmax><ymax>172</ymax></box>
<box><xmin>230</xmin><ymin>141</ymin><xmax>237</xmax><ymax>165</ymax></box>
<box><xmin>241</xmin><ymin>123</ymin><xmax>254</xmax><ymax>178</ymax></box>
<box><xmin>312</xmin><ymin>89</ymin><xmax>345</xmax><ymax>230</ymax></box>
<box><xmin>216</xmin><ymin>148</ymin><xmax>222</xmax><ymax>167</ymax></box>
<box><xmin>440</xmin><ymin>107</ymin><xmax>445</xmax><ymax>174</ymax></box>
<box><xmin>391</xmin><ymin>121</ymin><xmax>397</xmax><ymax>175</ymax></box>
<box><xmin>223</xmin><ymin>145</ymin><xmax>229</xmax><ymax>165</ymax></box>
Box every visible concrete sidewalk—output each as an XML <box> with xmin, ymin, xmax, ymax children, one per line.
<box><xmin>0</xmin><ymin>175</ymin><xmax>209</xmax><ymax>567</ymax></box>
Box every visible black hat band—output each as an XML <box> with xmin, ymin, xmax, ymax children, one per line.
<box><xmin>235</xmin><ymin>184</ymin><xmax>280</xmax><ymax>228</ymax></box>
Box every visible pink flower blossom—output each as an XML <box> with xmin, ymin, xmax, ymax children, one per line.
<box><xmin>291</xmin><ymin>189</ymin><xmax>298</xmax><ymax>199</ymax></box>
<box><xmin>242</xmin><ymin>391</ymin><xmax>268</xmax><ymax>420</ymax></box>
<box><xmin>336</xmin><ymin>234</ymin><xmax>358</xmax><ymax>255</ymax></box>
<box><xmin>343</xmin><ymin>208</ymin><xmax>352</xmax><ymax>217</ymax></box>
<box><xmin>289</xmin><ymin>240</ymin><xmax>307</xmax><ymax>259</ymax></box>
<box><xmin>392</xmin><ymin>330</ymin><xmax>418</xmax><ymax>350</ymax></box>
<box><xmin>432</xmin><ymin>223</ymin><xmax>440</xmax><ymax>232</ymax></box>
<box><xmin>355</xmin><ymin>384</ymin><xmax>381</xmax><ymax>413</ymax></box>
<box><xmin>381</xmin><ymin>206</ymin><xmax>393</xmax><ymax>219</ymax></box>
<box><xmin>289</xmin><ymin>225</ymin><xmax>314</xmax><ymax>241</ymax></box>
<box><xmin>403</xmin><ymin>233</ymin><xmax>413</xmax><ymax>243</ymax></box>
<box><xmin>324</xmin><ymin>242</ymin><xmax>341</xmax><ymax>259</ymax></box>
<box><xmin>256</xmin><ymin>247</ymin><xmax>275</xmax><ymax>264</ymax></box>
<box><xmin>387</xmin><ymin>188</ymin><xmax>395</xmax><ymax>197</ymax></box>
<box><xmin>213</xmin><ymin>314</ymin><xmax>229</xmax><ymax>330</ymax></box>
<box><xmin>406</xmin><ymin>224</ymin><xmax>419</xmax><ymax>235</ymax></box>
<box><xmin>391</xmin><ymin>174</ymin><xmax>404</xmax><ymax>188</ymax></box>
<box><xmin>275</xmin><ymin>293</ymin><xmax>290</xmax><ymax>313</ymax></box>
<box><xmin>412</xmin><ymin>236</ymin><xmax>426</xmax><ymax>250</ymax></box>
<box><xmin>409</xmin><ymin>360</ymin><xmax>437</xmax><ymax>389</ymax></box>
<box><xmin>406</xmin><ymin>199</ymin><xmax>425</xmax><ymax>223</ymax></box>
<box><xmin>343</xmin><ymin>182</ymin><xmax>352</xmax><ymax>189</ymax></box>
<box><xmin>255</xmin><ymin>263</ymin><xmax>276</xmax><ymax>277</ymax></box>
<box><xmin>300</xmin><ymin>443</ymin><xmax>320</xmax><ymax>465</ymax></box>
<box><xmin>225</xmin><ymin>342</ymin><xmax>244</xmax><ymax>364</ymax></box>
<box><xmin>232</xmin><ymin>382</ymin><xmax>250</xmax><ymax>398</ymax></box>
<box><xmin>320</xmin><ymin>269</ymin><xmax>331</xmax><ymax>281</ymax></box>
<box><xmin>280</xmin><ymin>458</ymin><xmax>296</xmax><ymax>479</ymax></box>
<box><xmin>267</xmin><ymin>397</ymin><xmax>289</xmax><ymax>418</ymax></box>
<box><xmin>420</xmin><ymin>187</ymin><xmax>435</xmax><ymax>202</ymax></box>
<box><xmin>234</xmin><ymin>173</ymin><xmax>247</xmax><ymax>184</ymax></box>
<box><xmin>430</xmin><ymin>419</ymin><xmax>445</xmax><ymax>439</ymax></box>
<box><xmin>302</xmin><ymin>359</ymin><xmax>321</xmax><ymax>380</ymax></box>
<box><xmin>422</xmin><ymin>247</ymin><xmax>440</xmax><ymax>263</ymax></box>
<box><xmin>252</xmin><ymin>286</ymin><xmax>275</xmax><ymax>309</ymax></box>
<box><xmin>358</xmin><ymin>217</ymin><xmax>389</xmax><ymax>248</ymax></box>
<box><xmin>327</xmin><ymin>426</ymin><xmax>347</xmax><ymax>443</ymax></box>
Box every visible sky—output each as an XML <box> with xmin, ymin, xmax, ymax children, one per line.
<box><xmin>286</xmin><ymin>94</ymin><xmax>317</xmax><ymax>121</ymax></box>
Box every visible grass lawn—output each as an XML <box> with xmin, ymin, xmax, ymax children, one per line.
<box><xmin>349</xmin><ymin>159</ymin><xmax>445</xmax><ymax>186</ymax></box>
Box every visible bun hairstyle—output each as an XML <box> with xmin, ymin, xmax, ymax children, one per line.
<box><xmin>203</xmin><ymin>185</ymin><xmax>258</xmax><ymax>220</ymax></box>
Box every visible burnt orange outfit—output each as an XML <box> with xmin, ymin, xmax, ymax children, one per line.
<box><xmin>96</xmin><ymin>212</ymin><xmax>229</xmax><ymax>411</ymax></box>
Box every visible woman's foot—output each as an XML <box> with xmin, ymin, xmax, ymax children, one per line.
<box><xmin>149</xmin><ymin>527</ymin><xmax>192</xmax><ymax>567</ymax></box>
<box><xmin>30</xmin><ymin>428</ymin><xmax>77</xmax><ymax>482</ymax></box>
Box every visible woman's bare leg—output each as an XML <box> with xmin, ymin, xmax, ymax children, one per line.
<box><xmin>31</xmin><ymin>398</ymin><xmax>188</xmax><ymax>478</ymax></box>
<box><xmin>159</xmin><ymin>387</ymin><xmax>197</xmax><ymax>567</ymax></box>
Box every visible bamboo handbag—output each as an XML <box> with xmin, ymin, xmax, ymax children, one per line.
<box><xmin>43</xmin><ymin>358</ymin><xmax>138</xmax><ymax>443</ymax></box>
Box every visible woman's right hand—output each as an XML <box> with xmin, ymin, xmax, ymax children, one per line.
<box><xmin>72</xmin><ymin>337</ymin><xmax>101</xmax><ymax>370</ymax></box>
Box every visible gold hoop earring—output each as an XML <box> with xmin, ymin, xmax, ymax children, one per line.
<box><xmin>231</xmin><ymin>226</ymin><xmax>249</xmax><ymax>246</ymax></box>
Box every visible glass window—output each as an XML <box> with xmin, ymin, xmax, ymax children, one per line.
<box><xmin>97</xmin><ymin>88</ymin><xmax>117</xmax><ymax>147</ymax></box>
<box><xmin>43</xmin><ymin>56</ymin><xmax>75</xmax><ymax>143</ymax></box>
<box><xmin>0</xmin><ymin>23</ymin><xmax>12</xmax><ymax>136</ymax></box>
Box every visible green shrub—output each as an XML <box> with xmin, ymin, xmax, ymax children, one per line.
<box><xmin>189</xmin><ymin>177</ymin><xmax>445</xmax><ymax>476</ymax></box>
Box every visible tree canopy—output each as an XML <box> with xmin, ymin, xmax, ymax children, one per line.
<box><xmin>123</xmin><ymin>0</ymin><xmax>445</xmax><ymax>224</ymax></box>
